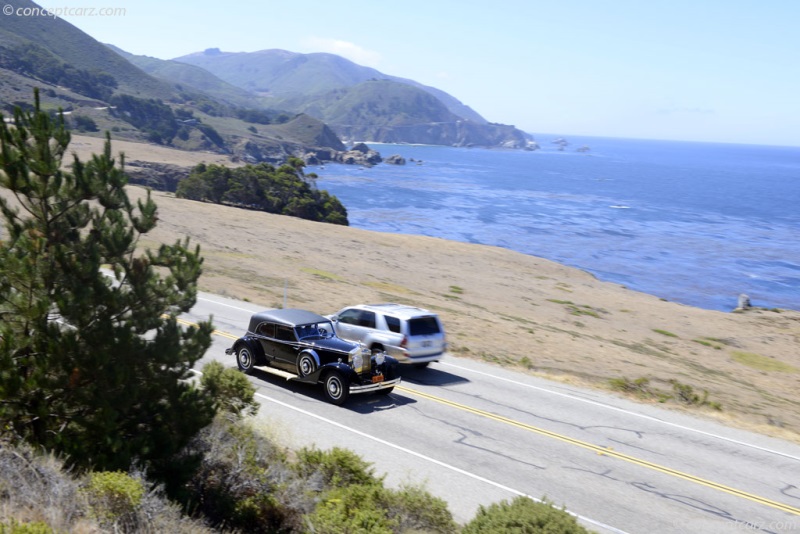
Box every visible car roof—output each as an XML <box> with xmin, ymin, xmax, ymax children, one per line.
<box><xmin>350</xmin><ymin>303</ymin><xmax>437</xmax><ymax>320</ymax></box>
<box><xmin>248</xmin><ymin>308</ymin><xmax>329</xmax><ymax>331</ymax></box>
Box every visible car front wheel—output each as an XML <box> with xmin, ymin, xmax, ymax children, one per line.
<box><xmin>323</xmin><ymin>371</ymin><xmax>350</xmax><ymax>405</ymax></box>
<box><xmin>237</xmin><ymin>346</ymin><xmax>255</xmax><ymax>375</ymax></box>
<box><xmin>297</xmin><ymin>353</ymin><xmax>317</xmax><ymax>377</ymax></box>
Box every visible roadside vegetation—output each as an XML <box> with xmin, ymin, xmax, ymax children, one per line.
<box><xmin>608</xmin><ymin>376</ymin><xmax>723</xmax><ymax>411</ymax></box>
<box><xmin>177</xmin><ymin>160</ymin><xmax>349</xmax><ymax>225</ymax></box>
<box><xmin>0</xmin><ymin>95</ymin><xmax>588</xmax><ymax>532</ymax></box>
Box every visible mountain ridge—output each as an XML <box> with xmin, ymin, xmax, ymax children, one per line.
<box><xmin>175</xmin><ymin>48</ymin><xmax>532</xmax><ymax>148</ymax></box>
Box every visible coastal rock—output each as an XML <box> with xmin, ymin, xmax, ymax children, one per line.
<box><xmin>302</xmin><ymin>152</ymin><xmax>321</xmax><ymax>165</ymax></box>
<box><xmin>333</xmin><ymin>144</ymin><xmax>383</xmax><ymax>167</ymax></box>
<box><xmin>385</xmin><ymin>154</ymin><xmax>406</xmax><ymax>165</ymax></box>
<box><xmin>736</xmin><ymin>293</ymin><xmax>752</xmax><ymax>311</ymax></box>
<box><xmin>124</xmin><ymin>161</ymin><xmax>190</xmax><ymax>192</ymax></box>
<box><xmin>350</xmin><ymin>142</ymin><xmax>371</xmax><ymax>153</ymax></box>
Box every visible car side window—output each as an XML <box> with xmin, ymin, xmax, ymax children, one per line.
<box><xmin>358</xmin><ymin>310</ymin><xmax>376</xmax><ymax>328</ymax></box>
<box><xmin>275</xmin><ymin>325</ymin><xmax>296</xmax><ymax>341</ymax></box>
<box><xmin>256</xmin><ymin>322</ymin><xmax>275</xmax><ymax>338</ymax></box>
<box><xmin>338</xmin><ymin>309</ymin><xmax>360</xmax><ymax>325</ymax></box>
<box><xmin>385</xmin><ymin>315</ymin><xmax>401</xmax><ymax>333</ymax></box>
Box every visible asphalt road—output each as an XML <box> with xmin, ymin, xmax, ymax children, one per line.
<box><xmin>185</xmin><ymin>291</ymin><xmax>800</xmax><ymax>533</ymax></box>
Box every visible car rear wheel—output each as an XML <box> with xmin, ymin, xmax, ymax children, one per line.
<box><xmin>237</xmin><ymin>346</ymin><xmax>255</xmax><ymax>375</ymax></box>
<box><xmin>323</xmin><ymin>371</ymin><xmax>350</xmax><ymax>405</ymax></box>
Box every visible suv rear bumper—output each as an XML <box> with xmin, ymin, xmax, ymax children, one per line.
<box><xmin>390</xmin><ymin>349</ymin><xmax>444</xmax><ymax>364</ymax></box>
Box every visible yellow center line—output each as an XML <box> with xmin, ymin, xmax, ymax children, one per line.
<box><xmin>174</xmin><ymin>317</ymin><xmax>239</xmax><ymax>340</ymax></box>
<box><xmin>182</xmin><ymin>316</ymin><xmax>799</xmax><ymax>517</ymax></box>
<box><xmin>397</xmin><ymin>385</ymin><xmax>800</xmax><ymax>516</ymax></box>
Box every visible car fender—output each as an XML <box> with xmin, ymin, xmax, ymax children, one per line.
<box><xmin>300</xmin><ymin>361</ymin><xmax>356</xmax><ymax>385</ymax></box>
<box><xmin>297</xmin><ymin>348</ymin><xmax>321</xmax><ymax>368</ymax></box>
<box><xmin>233</xmin><ymin>336</ymin><xmax>266</xmax><ymax>366</ymax></box>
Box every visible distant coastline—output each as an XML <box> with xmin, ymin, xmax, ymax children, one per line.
<box><xmin>313</xmin><ymin>138</ymin><xmax>800</xmax><ymax>312</ymax></box>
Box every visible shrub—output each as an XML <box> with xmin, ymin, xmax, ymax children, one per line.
<box><xmin>83</xmin><ymin>471</ymin><xmax>144</xmax><ymax>525</ymax></box>
<box><xmin>70</xmin><ymin>115</ymin><xmax>98</xmax><ymax>132</ymax></box>
<box><xmin>608</xmin><ymin>376</ymin><xmax>652</xmax><ymax>397</ymax></box>
<box><xmin>200</xmin><ymin>361</ymin><xmax>259</xmax><ymax>417</ymax></box>
<box><xmin>177</xmin><ymin>163</ymin><xmax>349</xmax><ymax>225</ymax></box>
<box><xmin>180</xmin><ymin>417</ymin><xmax>302</xmax><ymax>533</ymax></box>
<box><xmin>307</xmin><ymin>482</ymin><xmax>457</xmax><ymax>534</ymax></box>
<box><xmin>462</xmin><ymin>496</ymin><xmax>591</xmax><ymax>533</ymax></box>
<box><xmin>0</xmin><ymin>520</ymin><xmax>53</xmax><ymax>534</ymax></box>
<box><xmin>294</xmin><ymin>447</ymin><xmax>379</xmax><ymax>487</ymax></box>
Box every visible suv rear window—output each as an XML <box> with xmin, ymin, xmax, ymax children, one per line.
<box><xmin>409</xmin><ymin>317</ymin><xmax>440</xmax><ymax>336</ymax></box>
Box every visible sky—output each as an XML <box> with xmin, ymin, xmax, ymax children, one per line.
<box><xmin>48</xmin><ymin>0</ymin><xmax>800</xmax><ymax>146</ymax></box>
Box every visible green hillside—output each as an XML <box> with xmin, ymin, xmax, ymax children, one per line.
<box><xmin>176</xmin><ymin>48</ymin><xmax>488</xmax><ymax>124</ymax></box>
<box><xmin>0</xmin><ymin>0</ymin><xmax>174</xmax><ymax>98</ymax></box>
<box><xmin>0</xmin><ymin>3</ymin><xmax>346</xmax><ymax>165</ymax></box>
<box><xmin>107</xmin><ymin>45</ymin><xmax>257</xmax><ymax>107</ymax></box>
<box><xmin>176</xmin><ymin>49</ymin><xmax>531</xmax><ymax>148</ymax></box>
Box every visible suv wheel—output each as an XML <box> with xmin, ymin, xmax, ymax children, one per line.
<box><xmin>323</xmin><ymin>371</ymin><xmax>350</xmax><ymax>405</ymax></box>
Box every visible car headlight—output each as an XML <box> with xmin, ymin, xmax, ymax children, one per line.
<box><xmin>352</xmin><ymin>353</ymin><xmax>363</xmax><ymax>371</ymax></box>
<box><xmin>374</xmin><ymin>351</ymin><xmax>385</xmax><ymax>365</ymax></box>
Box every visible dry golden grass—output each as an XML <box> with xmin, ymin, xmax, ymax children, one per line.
<box><xmin>13</xmin><ymin>135</ymin><xmax>796</xmax><ymax>444</ymax></box>
<box><xmin>120</xmin><ymin>183</ymin><xmax>800</xmax><ymax>443</ymax></box>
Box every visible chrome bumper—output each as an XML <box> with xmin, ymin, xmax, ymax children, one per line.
<box><xmin>350</xmin><ymin>377</ymin><xmax>401</xmax><ymax>394</ymax></box>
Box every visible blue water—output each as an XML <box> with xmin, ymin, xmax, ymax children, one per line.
<box><xmin>312</xmin><ymin>136</ymin><xmax>800</xmax><ymax>312</ymax></box>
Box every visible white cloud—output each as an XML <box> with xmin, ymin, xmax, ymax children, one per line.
<box><xmin>302</xmin><ymin>37</ymin><xmax>382</xmax><ymax>67</ymax></box>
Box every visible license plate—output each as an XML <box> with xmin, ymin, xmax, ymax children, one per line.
<box><xmin>422</xmin><ymin>341</ymin><xmax>432</xmax><ymax>347</ymax></box>
<box><xmin>372</xmin><ymin>374</ymin><xmax>384</xmax><ymax>383</ymax></box>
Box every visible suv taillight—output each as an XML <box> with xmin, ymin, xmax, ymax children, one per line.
<box><xmin>400</xmin><ymin>335</ymin><xmax>407</xmax><ymax>348</ymax></box>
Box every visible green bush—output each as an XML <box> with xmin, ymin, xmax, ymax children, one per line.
<box><xmin>201</xmin><ymin>361</ymin><xmax>259</xmax><ymax>417</ymax></box>
<box><xmin>180</xmin><ymin>417</ymin><xmax>300</xmax><ymax>532</ymax></box>
<box><xmin>83</xmin><ymin>471</ymin><xmax>144</xmax><ymax>524</ymax></box>
<box><xmin>462</xmin><ymin>496</ymin><xmax>591</xmax><ymax>533</ymax></box>
<box><xmin>307</xmin><ymin>482</ymin><xmax>456</xmax><ymax>534</ymax></box>
<box><xmin>294</xmin><ymin>446</ymin><xmax>379</xmax><ymax>487</ymax></box>
<box><xmin>0</xmin><ymin>520</ymin><xmax>53</xmax><ymax>534</ymax></box>
<box><xmin>177</xmin><ymin>162</ymin><xmax>349</xmax><ymax>225</ymax></box>
<box><xmin>70</xmin><ymin>115</ymin><xmax>98</xmax><ymax>133</ymax></box>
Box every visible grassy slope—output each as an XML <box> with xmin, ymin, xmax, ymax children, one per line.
<box><xmin>46</xmin><ymin>160</ymin><xmax>790</xmax><ymax>443</ymax></box>
<box><xmin>0</xmin><ymin>0</ymin><xmax>175</xmax><ymax>99</ymax></box>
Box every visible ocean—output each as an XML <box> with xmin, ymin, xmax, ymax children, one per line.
<box><xmin>311</xmin><ymin>136</ymin><xmax>800</xmax><ymax>312</ymax></box>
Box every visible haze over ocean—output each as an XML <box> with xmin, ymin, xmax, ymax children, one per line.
<box><xmin>312</xmin><ymin>137</ymin><xmax>800</xmax><ymax>312</ymax></box>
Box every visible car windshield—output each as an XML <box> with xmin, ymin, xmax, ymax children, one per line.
<box><xmin>295</xmin><ymin>321</ymin><xmax>335</xmax><ymax>340</ymax></box>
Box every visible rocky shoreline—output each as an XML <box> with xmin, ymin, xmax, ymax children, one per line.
<box><xmin>122</xmin><ymin>142</ymin><xmax>405</xmax><ymax>192</ymax></box>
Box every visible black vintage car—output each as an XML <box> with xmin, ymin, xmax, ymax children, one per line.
<box><xmin>225</xmin><ymin>308</ymin><xmax>400</xmax><ymax>405</ymax></box>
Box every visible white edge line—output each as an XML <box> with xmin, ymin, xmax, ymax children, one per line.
<box><xmin>197</xmin><ymin>295</ymin><xmax>259</xmax><ymax>314</ymax></box>
<box><xmin>190</xmin><ymin>367</ymin><xmax>627</xmax><ymax>533</ymax></box>
<box><xmin>440</xmin><ymin>361</ymin><xmax>800</xmax><ymax>462</ymax></box>
<box><xmin>253</xmin><ymin>390</ymin><xmax>629</xmax><ymax>534</ymax></box>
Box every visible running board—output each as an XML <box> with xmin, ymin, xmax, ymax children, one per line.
<box><xmin>255</xmin><ymin>366</ymin><xmax>297</xmax><ymax>381</ymax></box>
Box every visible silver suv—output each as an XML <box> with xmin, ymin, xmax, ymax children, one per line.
<box><xmin>329</xmin><ymin>303</ymin><xmax>447</xmax><ymax>366</ymax></box>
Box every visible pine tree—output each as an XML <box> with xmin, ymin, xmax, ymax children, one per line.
<box><xmin>0</xmin><ymin>90</ymin><xmax>215</xmax><ymax>474</ymax></box>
